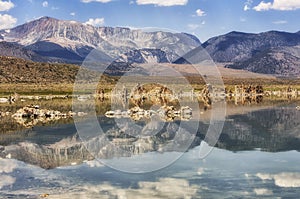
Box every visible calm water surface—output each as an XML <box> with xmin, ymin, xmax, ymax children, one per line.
<box><xmin>0</xmin><ymin>98</ymin><xmax>300</xmax><ymax>198</ymax></box>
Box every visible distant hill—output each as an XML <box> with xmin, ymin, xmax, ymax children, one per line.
<box><xmin>226</xmin><ymin>46</ymin><xmax>300</xmax><ymax>76</ymax></box>
<box><xmin>202</xmin><ymin>31</ymin><xmax>300</xmax><ymax>76</ymax></box>
<box><xmin>0</xmin><ymin>56</ymin><xmax>79</xmax><ymax>83</ymax></box>
<box><xmin>0</xmin><ymin>41</ymin><xmax>45</xmax><ymax>62</ymax></box>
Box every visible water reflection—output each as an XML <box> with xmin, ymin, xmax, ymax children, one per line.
<box><xmin>1</xmin><ymin>146</ymin><xmax>300</xmax><ymax>198</ymax></box>
<box><xmin>0</xmin><ymin>97</ymin><xmax>300</xmax><ymax>197</ymax></box>
<box><xmin>0</xmin><ymin>101</ymin><xmax>299</xmax><ymax>169</ymax></box>
<box><xmin>218</xmin><ymin>106</ymin><xmax>300</xmax><ymax>152</ymax></box>
<box><xmin>0</xmin><ymin>98</ymin><xmax>112</xmax><ymax>133</ymax></box>
<box><xmin>105</xmin><ymin>106</ymin><xmax>192</xmax><ymax>121</ymax></box>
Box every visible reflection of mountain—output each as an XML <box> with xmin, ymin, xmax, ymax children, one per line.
<box><xmin>1</xmin><ymin>119</ymin><xmax>197</xmax><ymax>169</ymax></box>
<box><xmin>1</xmin><ymin>106</ymin><xmax>300</xmax><ymax>169</ymax></box>
<box><xmin>1</xmin><ymin>137</ymin><xmax>93</xmax><ymax>169</ymax></box>
<box><xmin>217</xmin><ymin>107</ymin><xmax>300</xmax><ymax>152</ymax></box>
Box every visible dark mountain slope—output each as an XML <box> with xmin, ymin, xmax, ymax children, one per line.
<box><xmin>201</xmin><ymin>31</ymin><xmax>300</xmax><ymax>76</ymax></box>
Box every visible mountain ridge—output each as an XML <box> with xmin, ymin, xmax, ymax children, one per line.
<box><xmin>0</xmin><ymin>16</ymin><xmax>201</xmax><ymax>64</ymax></box>
<box><xmin>201</xmin><ymin>30</ymin><xmax>300</xmax><ymax>76</ymax></box>
<box><xmin>0</xmin><ymin>16</ymin><xmax>300</xmax><ymax>76</ymax></box>
<box><xmin>202</xmin><ymin>30</ymin><xmax>300</xmax><ymax>62</ymax></box>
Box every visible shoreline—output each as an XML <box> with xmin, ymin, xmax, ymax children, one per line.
<box><xmin>1</xmin><ymin>81</ymin><xmax>300</xmax><ymax>97</ymax></box>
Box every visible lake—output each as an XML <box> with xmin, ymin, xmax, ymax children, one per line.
<box><xmin>0</xmin><ymin>97</ymin><xmax>300</xmax><ymax>198</ymax></box>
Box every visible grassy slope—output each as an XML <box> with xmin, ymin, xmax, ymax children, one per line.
<box><xmin>0</xmin><ymin>56</ymin><xmax>117</xmax><ymax>95</ymax></box>
<box><xmin>0</xmin><ymin>56</ymin><xmax>299</xmax><ymax>95</ymax></box>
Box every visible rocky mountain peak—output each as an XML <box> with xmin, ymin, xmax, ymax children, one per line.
<box><xmin>0</xmin><ymin>16</ymin><xmax>202</xmax><ymax>64</ymax></box>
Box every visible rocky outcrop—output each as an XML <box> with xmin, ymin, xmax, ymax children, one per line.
<box><xmin>118</xmin><ymin>48</ymin><xmax>169</xmax><ymax>64</ymax></box>
<box><xmin>105</xmin><ymin>106</ymin><xmax>192</xmax><ymax>121</ymax></box>
<box><xmin>12</xmin><ymin>105</ymin><xmax>80</xmax><ymax>128</ymax></box>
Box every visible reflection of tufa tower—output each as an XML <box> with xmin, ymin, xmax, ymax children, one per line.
<box><xmin>200</xmin><ymin>84</ymin><xmax>212</xmax><ymax>110</ymax></box>
<box><xmin>96</xmin><ymin>88</ymin><xmax>105</xmax><ymax>101</ymax></box>
<box><xmin>121</xmin><ymin>85</ymin><xmax>128</xmax><ymax>108</ymax></box>
<box><xmin>234</xmin><ymin>85</ymin><xmax>264</xmax><ymax>105</ymax></box>
<box><xmin>9</xmin><ymin>92</ymin><xmax>19</xmax><ymax>103</ymax></box>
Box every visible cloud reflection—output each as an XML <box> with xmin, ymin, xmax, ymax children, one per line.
<box><xmin>85</xmin><ymin>160</ymin><xmax>104</xmax><ymax>168</ymax></box>
<box><xmin>257</xmin><ymin>172</ymin><xmax>300</xmax><ymax>188</ymax></box>
<box><xmin>0</xmin><ymin>159</ymin><xmax>17</xmax><ymax>190</ymax></box>
<box><xmin>253</xmin><ymin>188</ymin><xmax>273</xmax><ymax>195</ymax></box>
<box><xmin>0</xmin><ymin>175</ymin><xmax>16</xmax><ymax>189</ymax></box>
<box><xmin>0</xmin><ymin>159</ymin><xmax>18</xmax><ymax>173</ymax></box>
<box><xmin>48</xmin><ymin>178</ymin><xmax>199</xmax><ymax>199</ymax></box>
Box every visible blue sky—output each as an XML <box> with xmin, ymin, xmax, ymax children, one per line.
<box><xmin>0</xmin><ymin>0</ymin><xmax>299</xmax><ymax>42</ymax></box>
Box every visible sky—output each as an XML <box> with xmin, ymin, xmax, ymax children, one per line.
<box><xmin>0</xmin><ymin>0</ymin><xmax>299</xmax><ymax>42</ymax></box>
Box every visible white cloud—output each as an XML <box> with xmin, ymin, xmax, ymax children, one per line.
<box><xmin>240</xmin><ymin>17</ymin><xmax>247</xmax><ymax>22</ymax></box>
<box><xmin>42</xmin><ymin>1</ymin><xmax>48</xmax><ymax>7</ymax></box>
<box><xmin>257</xmin><ymin>172</ymin><xmax>300</xmax><ymax>188</ymax></box>
<box><xmin>253</xmin><ymin>1</ymin><xmax>272</xmax><ymax>11</ymax></box>
<box><xmin>254</xmin><ymin>0</ymin><xmax>300</xmax><ymax>11</ymax></box>
<box><xmin>81</xmin><ymin>0</ymin><xmax>113</xmax><ymax>3</ymax></box>
<box><xmin>0</xmin><ymin>14</ymin><xmax>17</xmax><ymax>29</ymax></box>
<box><xmin>244</xmin><ymin>5</ymin><xmax>250</xmax><ymax>11</ymax></box>
<box><xmin>0</xmin><ymin>0</ymin><xmax>14</xmax><ymax>11</ymax></box>
<box><xmin>254</xmin><ymin>188</ymin><xmax>273</xmax><ymax>195</ymax></box>
<box><xmin>273</xmin><ymin>20</ymin><xmax>287</xmax><ymax>24</ymax></box>
<box><xmin>129</xmin><ymin>0</ymin><xmax>134</xmax><ymax>4</ymax></box>
<box><xmin>196</xmin><ymin>9</ymin><xmax>206</xmax><ymax>16</ymax></box>
<box><xmin>51</xmin><ymin>6</ymin><xmax>59</xmax><ymax>10</ymax></box>
<box><xmin>187</xmin><ymin>21</ymin><xmax>205</xmax><ymax>30</ymax></box>
<box><xmin>187</xmin><ymin>24</ymin><xmax>200</xmax><ymax>30</ymax></box>
<box><xmin>136</xmin><ymin>0</ymin><xmax>188</xmax><ymax>7</ymax></box>
<box><xmin>244</xmin><ymin>0</ymin><xmax>253</xmax><ymax>11</ymax></box>
<box><xmin>70</xmin><ymin>12</ymin><xmax>76</xmax><ymax>16</ymax></box>
<box><xmin>84</xmin><ymin>18</ymin><xmax>105</xmax><ymax>26</ymax></box>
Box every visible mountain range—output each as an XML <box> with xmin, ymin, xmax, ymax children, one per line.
<box><xmin>203</xmin><ymin>31</ymin><xmax>300</xmax><ymax>76</ymax></box>
<box><xmin>0</xmin><ymin>16</ymin><xmax>200</xmax><ymax>64</ymax></box>
<box><xmin>0</xmin><ymin>16</ymin><xmax>300</xmax><ymax>77</ymax></box>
